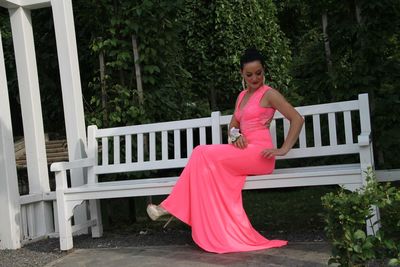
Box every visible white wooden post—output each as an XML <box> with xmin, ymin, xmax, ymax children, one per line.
<box><xmin>50</xmin><ymin>0</ymin><xmax>88</xmax><ymax>232</ymax></box>
<box><xmin>211</xmin><ymin>111</ymin><xmax>221</xmax><ymax>144</ymax></box>
<box><xmin>358</xmin><ymin>93</ymin><xmax>380</xmax><ymax>235</ymax></box>
<box><xmin>0</xmin><ymin>28</ymin><xmax>21</xmax><ymax>250</ymax></box>
<box><xmin>55</xmin><ymin>170</ymin><xmax>73</xmax><ymax>250</ymax></box>
<box><xmin>9</xmin><ymin>7</ymin><xmax>53</xmax><ymax>237</ymax></box>
<box><xmin>87</xmin><ymin>126</ymin><xmax>103</xmax><ymax>237</ymax></box>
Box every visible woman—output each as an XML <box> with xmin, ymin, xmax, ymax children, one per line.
<box><xmin>146</xmin><ymin>48</ymin><xmax>304</xmax><ymax>254</ymax></box>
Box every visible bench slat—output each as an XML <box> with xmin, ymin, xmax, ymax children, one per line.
<box><xmin>313</xmin><ymin>114</ymin><xmax>322</xmax><ymax>147</ymax></box>
<box><xmin>328</xmin><ymin>113</ymin><xmax>337</xmax><ymax>146</ymax></box>
<box><xmin>274</xmin><ymin>100</ymin><xmax>359</xmax><ymax>119</ymax></box>
<box><xmin>174</xmin><ymin>130</ymin><xmax>181</xmax><ymax>159</ymax></box>
<box><xmin>270</xmin><ymin>120</ymin><xmax>277</xmax><ymax>147</ymax></box>
<box><xmin>150</xmin><ymin>132</ymin><xmax>156</xmax><ymax>161</ymax></box>
<box><xmin>65</xmin><ymin>164</ymin><xmax>361</xmax><ymax>198</ymax></box>
<box><xmin>283</xmin><ymin>118</ymin><xmax>289</xmax><ymax>139</ymax></box>
<box><xmin>113</xmin><ymin>136</ymin><xmax>120</xmax><ymax>164</ymax></box>
<box><xmin>95</xmin><ymin>159</ymin><xmax>188</xmax><ymax>174</ymax></box>
<box><xmin>102</xmin><ymin>137</ymin><xmax>108</xmax><ymax>165</ymax></box>
<box><xmin>200</xmin><ymin>127</ymin><xmax>206</xmax><ymax>145</ymax></box>
<box><xmin>299</xmin><ymin>118</ymin><xmax>306</xmax><ymax>148</ymax></box>
<box><xmin>95</xmin><ymin>117</ymin><xmax>212</xmax><ymax>138</ymax></box>
<box><xmin>125</xmin><ymin>135</ymin><xmax>132</xmax><ymax>163</ymax></box>
<box><xmin>162</xmin><ymin>131</ymin><xmax>168</xmax><ymax>160</ymax></box>
<box><xmin>186</xmin><ymin>128</ymin><xmax>193</xmax><ymax>156</ymax></box>
<box><xmin>344</xmin><ymin>111</ymin><xmax>353</xmax><ymax>144</ymax></box>
<box><xmin>137</xmin><ymin>133</ymin><xmax>144</xmax><ymax>162</ymax></box>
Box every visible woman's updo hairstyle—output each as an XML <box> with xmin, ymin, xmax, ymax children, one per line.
<box><xmin>240</xmin><ymin>48</ymin><xmax>265</xmax><ymax>70</ymax></box>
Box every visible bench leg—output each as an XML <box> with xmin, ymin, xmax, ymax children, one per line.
<box><xmin>57</xmin><ymin>195</ymin><xmax>73</xmax><ymax>251</ymax></box>
<box><xmin>366</xmin><ymin>205</ymin><xmax>381</xmax><ymax>236</ymax></box>
<box><xmin>89</xmin><ymin>199</ymin><xmax>103</xmax><ymax>238</ymax></box>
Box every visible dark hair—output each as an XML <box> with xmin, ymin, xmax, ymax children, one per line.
<box><xmin>240</xmin><ymin>48</ymin><xmax>265</xmax><ymax>70</ymax></box>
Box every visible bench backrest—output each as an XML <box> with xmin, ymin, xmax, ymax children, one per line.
<box><xmin>87</xmin><ymin>94</ymin><xmax>371</xmax><ymax>178</ymax></box>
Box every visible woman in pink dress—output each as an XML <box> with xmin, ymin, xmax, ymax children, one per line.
<box><xmin>146</xmin><ymin>48</ymin><xmax>304</xmax><ymax>254</ymax></box>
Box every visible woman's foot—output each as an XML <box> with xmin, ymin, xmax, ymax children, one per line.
<box><xmin>146</xmin><ymin>204</ymin><xmax>170</xmax><ymax>221</ymax></box>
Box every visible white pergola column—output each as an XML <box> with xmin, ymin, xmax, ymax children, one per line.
<box><xmin>51</xmin><ymin>0</ymin><xmax>88</xmax><ymax>231</ymax></box>
<box><xmin>0</xmin><ymin>29</ymin><xmax>21</xmax><ymax>250</ymax></box>
<box><xmin>9</xmin><ymin>7</ymin><xmax>53</xmax><ymax>236</ymax></box>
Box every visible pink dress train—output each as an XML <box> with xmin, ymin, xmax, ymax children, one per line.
<box><xmin>161</xmin><ymin>85</ymin><xmax>288</xmax><ymax>253</ymax></box>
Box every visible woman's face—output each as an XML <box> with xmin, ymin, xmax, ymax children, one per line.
<box><xmin>241</xmin><ymin>61</ymin><xmax>264</xmax><ymax>91</ymax></box>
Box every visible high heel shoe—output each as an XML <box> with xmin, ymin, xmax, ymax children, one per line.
<box><xmin>146</xmin><ymin>204</ymin><xmax>174</xmax><ymax>228</ymax></box>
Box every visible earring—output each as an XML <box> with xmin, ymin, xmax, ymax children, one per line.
<box><xmin>242</xmin><ymin>78</ymin><xmax>246</xmax><ymax>90</ymax></box>
<box><xmin>263</xmin><ymin>75</ymin><xmax>266</xmax><ymax>84</ymax></box>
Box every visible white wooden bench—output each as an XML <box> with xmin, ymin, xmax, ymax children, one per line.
<box><xmin>51</xmin><ymin>93</ymin><xmax>378</xmax><ymax>251</ymax></box>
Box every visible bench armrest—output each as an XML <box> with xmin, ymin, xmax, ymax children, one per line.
<box><xmin>358</xmin><ymin>132</ymin><xmax>371</xmax><ymax>147</ymax></box>
<box><xmin>50</xmin><ymin>158</ymin><xmax>95</xmax><ymax>172</ymax></box>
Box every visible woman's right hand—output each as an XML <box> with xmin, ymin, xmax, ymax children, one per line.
<box><xmin>232</xmin><ymin>135</ymin><xmax>248</xmax><ymax>149</ymax></box>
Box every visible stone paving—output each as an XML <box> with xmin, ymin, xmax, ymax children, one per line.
<box><xmin>45</xmin><ymin>242</ymin><xmax>332</xmax><ymax>267</ymax></box>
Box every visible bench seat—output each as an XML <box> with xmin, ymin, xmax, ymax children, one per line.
<box><xmin>63</xmin><ymin>163</ymin><xmax>362</xmax><ymax>201</ymax></box>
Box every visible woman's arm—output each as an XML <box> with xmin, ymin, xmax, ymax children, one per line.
<box><xmin>261</xmin><ymin>89</ymin><xmax>304</xmax><ymax>158</ymax></box>
<box><xmin>229</xmin><ymin>95</ymin><xmax>248</xmax><ymax>148</ymax></box>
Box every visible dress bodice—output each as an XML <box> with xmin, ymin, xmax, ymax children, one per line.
<box><xmin>234</xmin><ymin>85</ymin><xmax>275</xmax><ymax>137</ymax></box>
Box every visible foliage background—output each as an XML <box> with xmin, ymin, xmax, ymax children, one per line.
<box><xmin>1</xmin><ymin>0</ymin><xmax>398</xmax><ymax>168</ymax></box>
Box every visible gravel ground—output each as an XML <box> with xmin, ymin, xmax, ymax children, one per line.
<box><xmin>0</xmin><ymin>227</ymin><xmax>327</xmax><ymax>267</ymax></box>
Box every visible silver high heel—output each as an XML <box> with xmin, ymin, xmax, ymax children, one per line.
<box><xmin>146</xmin><ymin>204</ymin><xmax>174</xmax><ymax>228</ymax></box>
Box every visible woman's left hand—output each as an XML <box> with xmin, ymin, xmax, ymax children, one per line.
<box><xmin>261</xmin><ymin>147</ymin><xmax>289</xmax><ymax>158</ymax></box>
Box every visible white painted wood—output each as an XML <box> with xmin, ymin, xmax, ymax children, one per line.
<box><xmin>220</xmin><ymin>115</ymin><xmax>232</xmax><ymax>125</ymax></box>
<box><xmin>0</xmin><ymin>0</ymin><xmax>51</xmax><ymax>9</ymax></box>
<box><xmin>87</xmin><ymin>126</ymin><xmax>98</xmax><ymax>184</ymax></box>
<box><xmin>19</xmin><ymin>0</ymin><xmax>51</xmax><ymax>9</ymax></box>
<box><xmin>95</xmin><ymin>117</ymin><xmax>212</xmax><ymax>138</ymax></box>
<box><xmin>53</xmin><ymin>201</ymin><xmax>59</xmax><ymax>234</ymax></box>
<box><xmin>270</xmin><ymin>120</ymin><xmax>277</xmax><ymax>147</ymax></box>
<box><xmin>174</xmin><ymin>130</ymin><xmax>181</xmax><ymax>159</ymax></box>
<box><xmin>101</xmin><ymin>138</ymin><xmax>108</xmax><ymax>165</ymax></box>
<box><xmin>211</xmin><ymin>111</ymin><xmax>221</xmax><ymax>144</ymax></box>
<box><xmin>161</xmin><ymin>131</ymin><xmax>168</xmax><ymax>160</ymax></box>
<box><xmin>312</xmin><ymin>114</ymin><xmax>322</xmax><ymax>147</ymax></box>
<box><xmin>0</xmin><ymin>28</ymin><xmax>21</xmax><ymax>249</ymax></box>
<box><xmin>376</xmin><ymin>169</ymin><xmax>400</xmax><ymax>182</ymax></box>
<box><xmin>199</xmin><ymin>127</ymin><xmax>206</xmax><ymax>145</ymax></box>
<box><xmin>358</xmin><ymin>94</ymin><xmax>371</xmax><ymax>133</ymax></box>
<box><xmin>51</xmin><ymin>0</ymin><xmax>88</xmax><ymax>233</ymax></box>
<box><xmin>276</xmin><ymin>144</ymin><xmax>359</xmax><ymax>160</ymax></box>
<box><xmin>9</xmin><ymin>6</ymin><xmax>53</xmax><ymax>239</ymax></box>
<box><xmin>21</xmin><ymin>206</ymin><xmax>28</xmax><ymax>240</ymax></box>
<box><xmin>95</xmin><ymin>159</ymin><xmax>189</xmax><ymax>174</ymax></box>
<box><xmin>283</xmin><ymin>119</ymin><xmax>289</xmax><ymax>139</ymax></box>
<box><xmin>125</xmin><ymin>135</ymin><xmax>132</xmax><ymax>163</ymax></box>
<box><xmin>274</xmin><ymin>100</ymin><xmax>358</xmax><ymax>119</ymax></box>
<box><xmin>72</xmin><ymin>219</ymin><xmax>97</xmax><ymax>234</ymax></box>
<box><xmin>113</xmin><ymin>136</ymin><xmax>120</xmax><ymax>164</ymax></box>
<box><xmin>149</xmin><ymin>132</ymin><xmax>156</xmax><ymax>161</ymax></box>
<box><xmin>328</xmin><ymin>113</ymin><xmax>337</xmax><ymax>146</ymax></box>
<box><xmin>344</xmin><ymin>111</ymin><xmax>353</xmax><ymax>144</ymax></box>
<box><xmin>27</xmin><ymin>204</ymin><xmax>36</xmax><ymax>237</ymax></box>
<box><xmin>186</xmin><ymin>128</ymin><xmax>193</xmax><ymax>156</ymax></box>
<box><xmin>55</xmin><ymin>171</ymin><xmax>73</xmax><ymax>250</ymax></box>
<box><xmin>20</xmin><ymin>194</ymin><xmax>42</xmax><ymax>205</ymax></box>
<box><xmin>137</xmin><ymin>133</ymin><xmax>144</xmax><ymax>162</ymax></box>
<box><xmin>51</xmin><ymin>158</ymin><xmax>95</xmax><ymax>172</ymax></box>
<box><xmin>299</xmin><ymin>118</ymin><xmax>306</xmax><ymax>148</ymax></box>
<box><xmin>0</xmin><ymin>1</ymin><xmax>20</xmax><ymax>8</ymax></box>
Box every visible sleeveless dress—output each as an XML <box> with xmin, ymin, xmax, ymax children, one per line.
<box><xmin>160</xmin><ymin>85</ymin><xmax>288</xmax><ymax>253</ymax></box>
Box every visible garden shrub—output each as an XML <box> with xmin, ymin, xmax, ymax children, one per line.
<box><xmin>321</xmin><ymin>168</ymin><xmax>400</xmax><ymax>266</ymax></box>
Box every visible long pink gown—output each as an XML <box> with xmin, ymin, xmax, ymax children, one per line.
<box><xmin>160</xmin><ymin>85</ymin><xmax>288</xmax><ymax>253</ymax></box>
